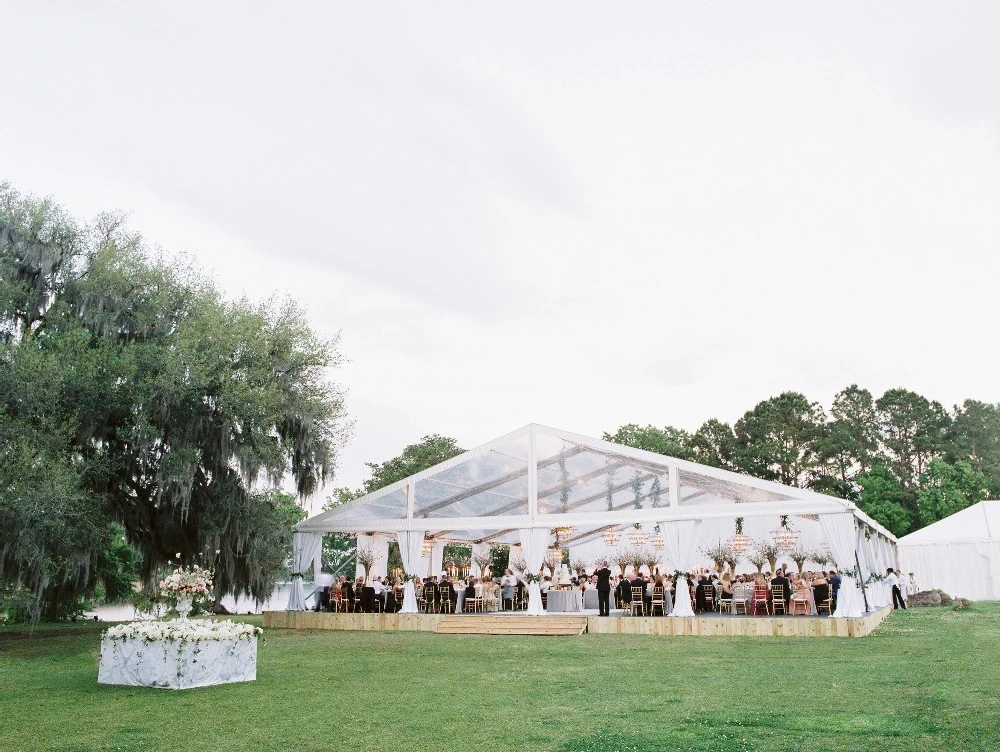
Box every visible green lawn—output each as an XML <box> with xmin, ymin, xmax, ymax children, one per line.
<box><xmin>1</xmin><ymin>605</ymin><xmax>998</xmax><ymax>752</ymax></box>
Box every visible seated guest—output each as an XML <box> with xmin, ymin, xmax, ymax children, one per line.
<box><xmin>439</xmin><ymin>576</ymin><xmax>457</xmax><ymax>609</ymax></box>
<box><xmin>370</xmin><ymin>576</ymin><xmax>386</xmax><ymax>612</ymax></box>
<box><xmin>811</xmin><ymin>572</ymin><xmax>830</xmax><ymax>613</ymax></box>
<box><xmin>340</xmin><ymin>579</ymin><xmax>355</xmax><ymax>611</ymax></box>
<box><xmin>721</xmin><ymin>572</ymin><xmax>734</xmax><ymax>599</ymax></box>
<box><xmin>540</xmin><ymin>575</ymin><xmax>552</xmax><ymax>593</ymax></box>
<box><xmin>616</xmin><ymin>575</ymin><xmax>632</xmax><ymax>606</ymax></box>
<box><xmin>770</xmin><ymin>570</ymin><xmax>792</xmax><ymax>612</ymax></box>
<box><xmin>464</xmin><ymin>578</ymin><xmax>476</xmax><ymax>599</ymax></box>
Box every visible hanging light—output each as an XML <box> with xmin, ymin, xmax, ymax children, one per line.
<box><xmin>651</xmin><ymin>536</ymin><xmax>665</xmax><ymax>549</ymax></box>
<box><xmin>730</xmin><ymin>516</ymin><xmax>749</xmax><ymax>555</ymax></box>
<box><xmin>422</xmin><ymin>538</ymin><xmax>434</xmax><ymax>557</ymax></box>
<box><xmin>553</xmin><ymin>526</ymin><xmax>575</xmax><ymax>544</ymax></box>
<box><xmin>772</xmin><ymin>515</ymin><xmax>798</xmax><ymax>551</ymax></box>
<box><xmin>602</xmin><ymin>530</ymin><xmax>621</xmax><ymax>545</ymax></box>
<box><xmin>629</xmin><ymin>530</ymin><xmax>648</xmax><ymax>546</ymax></box>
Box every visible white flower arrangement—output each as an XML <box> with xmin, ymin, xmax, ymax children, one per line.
<box><xmin>104</xmin><ymin>619</ymin><xmax>262</xmax><ymax>643</ymax></box>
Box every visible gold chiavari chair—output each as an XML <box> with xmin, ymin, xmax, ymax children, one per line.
<box><xmin>771</xmin><ymin>585</ymin><xmax>786</xmax><ymax>615</ymax></box>
<box><xmin>630</xmin><ymin>586</ymin><xmax>645</xmax><ymax>616</ymax></box>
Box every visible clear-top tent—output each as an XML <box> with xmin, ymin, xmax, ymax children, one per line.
<box><xmin>289</xmin><ymin>425</ymin><xmax>897</xmax><ymax>617</ymax></box>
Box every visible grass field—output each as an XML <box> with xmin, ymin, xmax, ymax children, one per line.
<box><xmin>1</xmin><ymin>605</ymin><xmax>998</xmax><ymax>752</ymax></box>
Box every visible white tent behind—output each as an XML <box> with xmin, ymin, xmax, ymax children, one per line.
<box><xmin>898</xmin><ymin>501</ymin><xmax>1000</xmax><ymax>601</ymax></box>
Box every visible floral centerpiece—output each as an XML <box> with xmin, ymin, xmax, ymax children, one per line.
<box><xmin>99</xmin><ymin>619</ymin><xmax>263</xmax><ymax>689</ymax></box>
<box><xmin>158</xmin><ymin>565</ymin><xmax>214</xmax><ymax>619</ymax></box>
<box><xmin>523</xmin><ymin>571</ymin><xmax>542</xmax><ymax>584</ymax></box>
<box><xmin>104</xmin><ymin>619</ymin><xmax>262</xmax><ymax>644</ymax></box>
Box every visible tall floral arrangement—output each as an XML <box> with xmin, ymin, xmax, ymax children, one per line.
<box><xmin>699</xmin><ymin>541</ymin><xmax>733</xmax><ymax>573</ymax></box>
<box><xmin>158</xmin><ymin>565</ymin><xmax>213</xmax><ymax>610</ymax></box>
<box><xmin>753</xmin><ymin>539</ymin><xmax>781</xmax><ymax>573</ymax></box>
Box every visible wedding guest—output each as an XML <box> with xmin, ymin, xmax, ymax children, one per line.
<box><xmin>594</xmin><ymin>561</ymin><xmax>612</xmax><ymax>617</ymax></box>
<box><xmin>540</xmin><ymin>575</ymin><xmax>552</xmax><ymax>594</ymax></box>
<box><xmin>500</xmin><ymin>569</ymin><xmax>516</xmax><ymax>609</ymax></box>
<box><xmin>886</xmin><ymin>568</ymin><xmax>906</xmax><ymax>610</ymax></box>
<box><xmin>908</xmin><ymin>572</ymin><xmax>918</xmax><ymax>594</ymax></box>
<box><xmin>770</xmin><ymin>570</ymin><xmax>792</xmax><ymax>612</ymax></box>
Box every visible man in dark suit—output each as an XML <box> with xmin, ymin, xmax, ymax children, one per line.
<box><xmin>828</xmin><ymin>570</ymin><xmax>841</xmax><ymax>612</ymax></box>
<box><xmin>630</xmin><ymin>572</ymin><xmax>648</xmax><ymax>613</ymax></box>
<box><xmin>770</xmin><ymin>571</ymin><xmax>792</xmax><ymax>613</ymax></box>
<box><xmin>439</xmin><ymin>576</ymin><xmax>457</xmax><ymax>612</ymax></box>
<box><xmin>594</xmin><ymin>561</ymin><xmax>613</xmax><ymax>617</ymax></box>
<box><xmin>615</xmin><ymin>575</ymin><xmax>632</xmax><ymax>609</ymax></box>
<box><xmin>697</xmin><ymin>573</ymin><xmax>712</xmax><ymax>613</ymax></box>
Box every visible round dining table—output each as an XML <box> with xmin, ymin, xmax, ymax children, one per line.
<box><xmin>545</xmin><ymin>589</ymin><xmax>582</xmax><ymax>612</ymax></box>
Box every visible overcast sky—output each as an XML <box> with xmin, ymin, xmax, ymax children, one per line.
<box><xmin>4</xmin><ymin>2</ymin><xmax>999</xmax><ymax>507</ymax></box>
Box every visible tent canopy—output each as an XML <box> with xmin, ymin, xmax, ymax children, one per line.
<box><xmin>298</xmin><ymin>423</ymin><xmax>895</xmax><ymax>548</ymax></box>
<box><xmin>898</xmin><ymin>501</ymin><xmax>999</xmax><ymax>545</ymax></box>
<box><xmin>898</xmin><ymin>501</ymin><xmax>1000</xmax><ymax>600</ymax></box>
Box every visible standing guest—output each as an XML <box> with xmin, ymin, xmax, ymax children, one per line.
<box><xmin>886</xmin><ymin>568</ymin><xmax>906</xmax><ymax>610</ymax></box>
<box><xmin>500</xmin><ymin>569</ymin><xmax>516</xmax><ymax>610</ymax></box>
<box><xmin>594</xmin><ymin>561</ymin><xmax>612</xmax><ymax>617</ymax></box>
<box><xmin>908</xmin><ymin>572</ymin><xmax>918</xmax><ymax>594</ymax></box>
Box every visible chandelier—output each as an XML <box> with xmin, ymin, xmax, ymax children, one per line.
<box><xmin>628</xmin><ymin>530</ymin><xmax>648</xmax><ymax>546</ymax></box>
<box><xmin>422</xmin><ymin>538</ymin><xmax>434</xmax><ymax>557</ymax></box>
<box><xmin>772</xmin><ymin>515</ymin><xmax>798</xmax><ymax>551</ymax></box>
<box><xmin>553</xmin><ymin>526</ymin><xmax>575</xmax><ymax>544</ymax></box>
<box><xmin>651</xmin><ymin>536</ymin><xmax>665</xmax><ymax>549</ymax></box>
<box><xmin>601</xmin><ymin>530</ymin><xmax>621</xmax><ymax>545</ymax></box>
<box><xmin>730</xmin><ymin>516</ymin><xmax>749</xmax><ymax>555</ymax></box>
<box><xmin>547</xmin><ymin>547</ymin><xmax>564</xmax><ymax>567</ymax></box>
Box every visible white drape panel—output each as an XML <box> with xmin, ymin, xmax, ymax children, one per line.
<box><xmin>396</xmin><ymin>531</ymin><xmax>424</xmax><ymax>614</ymax></box>
<box><xmin>286</xmin><ymin>532</ymin><xmax>323</xmax><ymax>611</ymax></box>
<box><xmin>899</xmin><ymin>541</ymin><xmax>1000</xmax><ymax>600</ymax></box>
<box><xmin>820</xmin><ymin>513</ymin><xmax>865</xmax><ymax>618</ymax></box>
<box><xmin>519</xmin><ymin>528</ymin><xmax>551</xmax><ymax>616</ymax></box>
<box><xmin>661</xmin><ymin>519</ymin><xmax>702</xmax><ymax>617</ymax></box>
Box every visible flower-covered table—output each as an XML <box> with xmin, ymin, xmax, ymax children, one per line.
<box><xmin>98</xmin><ymin>619</ymin><xmax>261</xmax><ymax>690</ymax></box>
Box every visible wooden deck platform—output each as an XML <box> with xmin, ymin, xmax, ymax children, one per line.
<box><xmin>436</xmin><ymin>615</ymin><xmax>587</xmax><ymax>636</ymax></box>
<box><xmin>263</xmin><ymin>606</ymin><xmax>892</xmax><ymax>638</ymax></box>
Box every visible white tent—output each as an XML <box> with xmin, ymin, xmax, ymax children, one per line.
<box><xmin>291</xmin><ymin>424</ymin><xmax>896</xmax><ymax>616</ymax></box>
<box><xmin>898</xmin><ymin>501</ymin><xmax>1000</xmax><ymax>601</ymax></box>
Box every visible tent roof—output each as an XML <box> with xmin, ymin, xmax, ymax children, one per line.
<box><xmin>898</xmin><ymin>501</ymin><xmax>1000</xmax><ymax>545</ymax></box>
<box><xmin>298</xmin><ymin>423</ymin><xmax>895</xmax><ymax>544</ymax></box>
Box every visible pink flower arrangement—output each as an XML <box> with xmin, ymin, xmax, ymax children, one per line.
<box><xmin>158</xmin><ymin>565</ymin><xmax>214</xmax><ymax>599</ymax></box>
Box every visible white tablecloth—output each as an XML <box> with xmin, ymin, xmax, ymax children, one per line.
<box><xmin>98</xmin><ymin>636</ymin><xmax>257</xmax><ymax>690</ymax></box>
<box><xmin>546</xmin><ymin>590</ymin><xmax>582</xmax><ymax>612</ymax></box>
<box><xmin>583</xmin><ymin>589</ymin><xmax>599</xmax><ymax>610</ymax></box>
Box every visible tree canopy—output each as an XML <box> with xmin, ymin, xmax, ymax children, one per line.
<box><xmin>0</xmin><ymin>184</ymin><xmax>349</xmax><ymax>618</ymax></box>
<box><xmin>605</xmin><ymin>386</ymin><xmax>996</xmax><ymax>538</ymax></box>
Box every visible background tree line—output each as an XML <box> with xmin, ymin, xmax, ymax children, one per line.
<box><xmin>0</xmin><ymin>185</ymin><xmax>349</xmax><ymax>619</ymax></box>
<box><xmin>604</xmin><ymin>388</ymin><xmax>999</xmax><ymax>537</ymax></box>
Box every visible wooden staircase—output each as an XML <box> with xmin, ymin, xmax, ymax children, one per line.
<box><xmin>435</xmin><ymin>615</ymin><xmax>587</xmax><ymax>636</ymax></box>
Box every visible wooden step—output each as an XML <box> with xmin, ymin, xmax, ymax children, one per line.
<box><xmin>435</xmin><ymin>615</ymin><xmax>587</xmax><ymax>636</ymax></box>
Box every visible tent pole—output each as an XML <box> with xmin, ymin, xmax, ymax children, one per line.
<box><xmin>855</xmin><ymin>551</ymin><xmax>870</xmax><ymax>613</ymax></box>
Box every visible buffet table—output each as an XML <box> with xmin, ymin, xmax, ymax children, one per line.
<box><xmin>98</xmin><ymin>620</ymin><xmax>259</xmax><ymax>690</ymax></box>
<box><xmin>545</xmin><ymin>590</ymin><xmax>582</xmax><ymax>613</ymax></box>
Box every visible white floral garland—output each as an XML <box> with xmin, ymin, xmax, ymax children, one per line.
<box><xmin>104</xmin><ymin>619</ymin><xmax>262</xmax><ymax>643</ymax></box>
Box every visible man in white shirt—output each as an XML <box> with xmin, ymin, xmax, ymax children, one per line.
<box><xmin>370</xmin><ymin>576</ymin><xmax>386</xmax><ymax>611</ymax></box>
<box><xmin>886</xmin><ymin>568</ymin><xmax>906</xmax><ymax>610</ymax></box>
